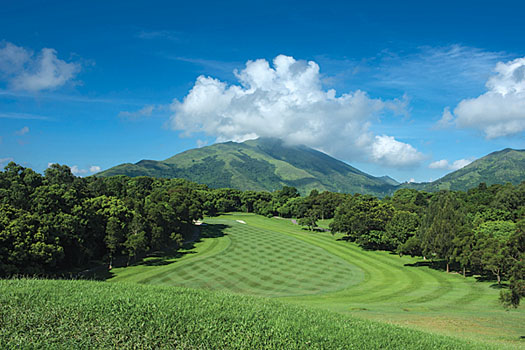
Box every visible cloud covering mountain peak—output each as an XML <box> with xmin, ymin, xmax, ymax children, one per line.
<box><xmin>170</xmin><ymin>54</ymin><xmax>423</xmax><ymax>168</ymax></box>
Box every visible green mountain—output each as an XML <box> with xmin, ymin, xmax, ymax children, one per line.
<box><xmin>96</xmin><ymin>140</ymin><xmax>525</xmax><ymax>195</ymax></box>
<box><xmin>97</xmin><ymin>138</ymin><xmax>396</xmax><ymax>196</ymax></box>
<box><xmin>405</xmin><ymin>148</ymin><xmax>525</xmax><ymax>191</ymax></box>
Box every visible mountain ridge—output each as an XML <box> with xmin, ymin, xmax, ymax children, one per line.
<box><xmin>96</xmin><ymin>138</ymin><xmax>525</xmax><ymax>195</ymax></box>
<box><xmin>404</xmin><ymin>148</ymin><xmax>525</xmax><ymax>192</ymax></box>
<box><xmin>96</xmin><ymin>138</ymin><xmax>396</xmax><ymax>196</ymax></box>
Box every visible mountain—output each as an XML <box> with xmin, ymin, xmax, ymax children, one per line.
<box><xmin>96</xmin><ymin>138</ymin><xmax>397</xmax><ymax>196</ymax></box>
<box><xmin>405</xmin><ymin>148</ymin><xmax>525</xmax><ymax>191</ymax></box>
<box><xmin>96</xmin><ymin>140</ymin><xmax>525</xmax><ymax>195</ymax></box>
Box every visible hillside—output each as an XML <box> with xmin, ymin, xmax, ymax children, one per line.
<box><xmin>97</xmin><ymin>138</ymin><xmax>396</xmax><ymax>196</ymax></box>
<box><xmin>405</xmin><ymin>148</ymin><xmax>525</xmax><ymax>191</ymax></box>
<box><xmin>0</xmin><ymin>279</ymin><xmax>499</xmax><ymax>350</ymax></box>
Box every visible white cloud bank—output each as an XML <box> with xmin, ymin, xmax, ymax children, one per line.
<box><xmin>170</xmin><ymin>54</ymin><xmax>424</xmax><ymax>167</ymax></box>
<box><xmin>441</xmin><ymin>57</ymin><xmax>525</xmax><ymax>138</ymax></box>
<box><xmin>71</xmin><ymin>165</ymin><xmax>101</xmax><ymax>176</ymax></box>
<box><xmin>0</xmin><ymin>42</ymin><xmax>80</xmax><ymax>92</ymax></box>
<box><xmin>429</xmin><ymin>158</ymin><xmax>473</xmax><ymax>171</ymax></box>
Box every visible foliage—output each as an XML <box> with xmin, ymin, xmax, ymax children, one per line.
<box><xmin>0</xmin><ymin>162</ymin><xmax>204</xmax><ymax>276</ymax></box>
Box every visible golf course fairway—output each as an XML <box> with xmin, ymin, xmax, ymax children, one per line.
<box><xmin>108</xmin><ymin>213</ymin><xmax>525</xmax><ymax>348</ymax></box>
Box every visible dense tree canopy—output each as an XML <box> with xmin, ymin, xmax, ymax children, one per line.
<box><xmin>1</xmin><ymin>162</ymin><xmax>523</xmax><ymax>307</ymax></box>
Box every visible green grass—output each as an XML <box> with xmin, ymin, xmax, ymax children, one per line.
<box><xmin>316</xmin><ymin>218</ymin><xmax>333</xmax><ymax>230</ymax></box>
<box><xmin>111</xmin><ymin>216</ymin><xmax>360</xmax><ymax>297</ymax></box>
<box><xmin>109</xmin><ymin>213</ymin><xmax>525</xmax><ymax>348</ymax></box>
<box><xmin>0</xmin><ymin>279</ymin><xmax>500</xmax><ymax>349</ymax></box>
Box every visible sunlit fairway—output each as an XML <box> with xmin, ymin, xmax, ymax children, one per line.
<box><xmin>109</xmin><ymin>213</ymin><xmax>525</xmax><ymax>348</ymax></box>
<box><xmin>111</xmin><ymin>216</ymin><xmax>360</xmax><ymax>297</ymax></box>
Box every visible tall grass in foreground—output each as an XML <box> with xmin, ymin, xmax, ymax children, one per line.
<box><xmin>0</xmin><ymin>279</ymin><xmax>497</xmax><ymax>350</ymax></box>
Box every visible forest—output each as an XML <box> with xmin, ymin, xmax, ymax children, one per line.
<box><xmin>0</xmin><ymin>162</ymin><xmax>523</xmax><ymax>307</ymax></box>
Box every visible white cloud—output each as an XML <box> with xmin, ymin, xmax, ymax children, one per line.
<box><xmin>450</xmin><ymin>159</ymin><xmax>473</xmax><ymax>170</ymax></box>
<box><xmin>0</xmin><ymin>42</ymin><xmax>80</xmax><ymax>92</ymax></box>
<box><xmin>118</xmin><ymin>105</ymin><xmax>155</xmax><ymax>119</ymax></box>
<box><xmin>429</xmin><ymin>158</ymin><xmax>473</xmax><ymax>170</ymax></box>
<box><xmin>196</xmin><ymin>139</ymin><xmax>208</xmax><ymax>148</ymax></box>
<box><xmin>15</xmin><ymin>126</ymin><xmax>29</xmax><ymax>135</ymax></box>
<box><xmin>428</xmin><ymin>159</ymin><xmax>449</xmax><ymax>169</ymax></box>
<box><xmin>371</xmin><ymin>135</ymin><xmax>425</xmax><ymax>167</ymax></box>
<box><xmin>89</xmin><ymin>165</ymin><xmax>101</xmax><ymax>173</ymax></box>
<box><xmin>442</xmin><ymin>57</ymin><xmax>525</xmax><ymax>138</ymax></box>
<box><xmin>70</xmin><ymin>165</ymin><xmax>88</xmax><ymax>176</ymax></box>
<box><xmin>170</xmin><ymin>54</ymin><xmax>424</xmax><ymax>167</ymax></box>
<box><xmin>436</xmin><ymin>107</ymin><xmax>454</xmax><ymax>128</ymax></box>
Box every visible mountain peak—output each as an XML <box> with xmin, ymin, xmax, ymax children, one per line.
<box><xmin>97</xmin><ymin>138</ymin><xmax>396</xmax><ymax>196</ymax></box>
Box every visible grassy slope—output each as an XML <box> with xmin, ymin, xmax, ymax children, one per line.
<box><xmin>0</xmin><ymin>279</ymin><xmax>497</xmax><ymax>350</ymax></box>
<box><xmin>406</xmin><ymin>148</ymin><xmax>525</xmax><ymax>191</ymax></box>
<box><xmin>109</xmin><ymin>214</ymin><xmax>525</xmax><ymax>349</ymax></box>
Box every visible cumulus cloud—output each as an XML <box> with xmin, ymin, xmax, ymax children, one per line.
<box><xmin>15</xmin><ymin>126</ymin><xmax>29</xmax><ymax>135</ymax></box>
<box><xmin>371</xmin><ymin>135</ymin><xmax>425</xmax><ymax>167</ymax></box>
<box><xmin>118</xmin><ymin>105</ymin><xmax>155</xmax><ymax>119</ymax></box>
<box><xmin>170</xmin><ymin>54</ymin><xmax>424</xmax><ymax>167</ymax></box>
<box><xmin>0</xmin><ymin>41</ymin><xmax>80</xmax><ymax>92</ymax></box>
<box><xmin>70</xmin><ymin>165</ymin><xmax>88</xmax><ymax>175</ymax></box>
<box><xmin>89</xmin><ymin>165</ymin><xmax>101</xmax><ymax>173</ymax></box>
<box><xmin>429</xmin><ymin>158</ymin><xmax>473</xmax><ymax>170</ymax></box>
<box><xmin>441</xmin><ymin>57</ymin><xmax>525</xmax><ymax>138</ymax></box>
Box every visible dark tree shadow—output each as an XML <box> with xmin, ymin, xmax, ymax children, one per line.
<box><xmin>77</xmin><ymin>223</ymin><xmax>230</xmax><ymax>281</ymax></box>
<box><xmin>404</xmin><ymin>260</ymin><xmax>448</xmax><ymax>272</ymax></box>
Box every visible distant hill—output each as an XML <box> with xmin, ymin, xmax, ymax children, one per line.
<box><xmin>96</xmin><ymin>138</ymin><xmax>396</xmax><ymax>196</ymax></box>
<box><xmin>404</xmin><ymin>148</ymin><xmax>525</xmax><ymax>191</ymax></box>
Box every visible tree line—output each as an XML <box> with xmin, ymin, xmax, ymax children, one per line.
<box><xmin>0</xmin><ymin>162</ymin><xmax>523</xmax><ymax>307</ymax></box>
<box><xmin>329</xmin><ymin>184</ymin><xmax>525</xmax><ymax>308</ymax></box>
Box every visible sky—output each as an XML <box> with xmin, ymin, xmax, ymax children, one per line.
<box><xmin>1</xmin><ymin>0</ymin><xmax>524</xmax><ymax>183</ymax></box>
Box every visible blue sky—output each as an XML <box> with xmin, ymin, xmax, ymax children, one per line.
<box><xmin>1</xmin><ymin>0</ymin><xmax>524</xmax><ymax>183</ymax></box>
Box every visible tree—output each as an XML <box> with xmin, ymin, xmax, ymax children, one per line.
<box><xmin>298</xmin><ymin>209</ymin><xmax>319</xmax><ymax>231</ymax></box>
<box><xmin>504</xmin><ymin>220</ymin><xmax>525</xmax><ymax>307</ymax></box>
<box><xmin>124</xmin><ymin>213</ymin><xmax>148</xmax><ymax>265</ymax></box>
<box><xmin>419</xmin><ymin>191</ymin><xmax>467</xmax><ymax>273</ymax></box>
<box><xmin>451</xmin><ymin>228</ymin><xmax>477</xmax><ymax>277</ymax></box>
<box><xmin>384</xmin><ymin>210</ymin><xmax>419</xmax><ymax>251</ymax></box>
<box><xmin>44</xmin><ymin>164</ymin><xmax>75</xmax><ymax>186</ymax></box>
<box><xmin>330</xmin><ymin>195</ymin><xmax>394</xmax><ymax>247</ymax></box>
<box><xmin>475</xmin><ymin>221</ymin><xmax>515</xmax><ymax>284</ymax></box>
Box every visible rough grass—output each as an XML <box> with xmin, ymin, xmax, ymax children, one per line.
<box><xmin>0</xmin><ymin>279</ymin><xmax>500</xmax><ymax>350</ymax></box>
<box><xmin>109</xmin><ymin>213</ymin><xmax>525</xmax><ymax>348</ymax></box>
